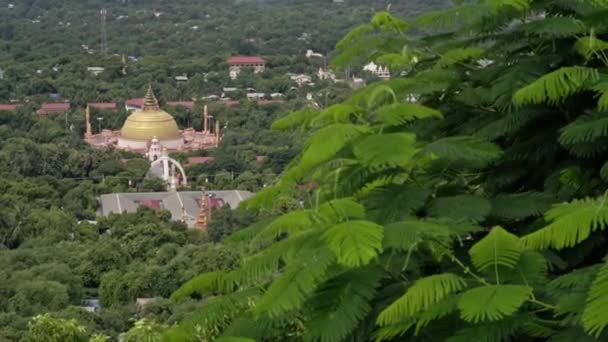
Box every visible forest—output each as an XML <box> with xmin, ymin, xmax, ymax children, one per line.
<box><xmin>13</xmin><ymin>0</ymin><xmax>608</xmax><ymax>341</ymax></box>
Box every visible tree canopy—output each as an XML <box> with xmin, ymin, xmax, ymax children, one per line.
<box><xmin>167</xmin><ymin>2</ymin><xmax>608</xmax><ymax>341</ymax></box>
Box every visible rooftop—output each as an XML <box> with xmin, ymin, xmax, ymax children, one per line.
<box><xmin>89</xmin><ymin>102</ymin><xmax>117</xmax><ymax>110</ymax></box>
<box><xmin>0</xmin><ymin>104</ymin><xmax>21</xmax><ymax>111</ymax></box>
<box><xmin>37</xmin><ymin>102</ymin><xmax>70</xmax><ymax>115</ymax></box>
<box><xmin>228</xmin><ymin>56</ymin><xmax>266</xmax><ymax>64</ymax></box>
<box><xmin>167</xmin><ymin>101</ymin><xmax>195</xmax><ymax>109</ymax></box>
<box><xmin>98</xmin><ymin>190</ymin><xmax>253</xmax><ymax>228</ymax></box>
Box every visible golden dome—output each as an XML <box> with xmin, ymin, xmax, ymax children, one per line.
<box><xmin>120</xmin><ymin>86</ymin><xmax>180</xmax><ymax>141</ymax></box>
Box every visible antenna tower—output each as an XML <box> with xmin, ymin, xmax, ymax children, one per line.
<box><xmin>100</xmin><ymin>8</ymin><xmax>108</xmax><ymax>57</ymax></box>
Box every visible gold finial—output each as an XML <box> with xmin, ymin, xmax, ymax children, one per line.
<box><xmin>142</xmin><ymin>85</ymin><xmax>160</xmax><ymax>111</ymax></box>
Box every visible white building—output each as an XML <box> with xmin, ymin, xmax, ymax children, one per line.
<box><xmin>290</xmin><ymin>74</ymin><xmax>312</xmax><ymax>86</ymax></box>
<box><xmin>87</xmin><ymin>67</ymin><xmax>105</xmax><ymax>76</ymax></box>
<box><xmin>318</xmin><ymin>68</ymin><xmax>336</xmax><ymax>81</ymax></box>
<box><xmin>306</xmin><ymin>49</ymin><xmax>323</xmax><ymax>58</ymax></box>
<box><xmin>246</xmin><ymin>93</ymin><xmax>265</xmax><ymax>100</ymax></box>
<box><xmin>363</xmin><ymin>62</ymin><xmax>391</xmax><ymax>80</ymax></box>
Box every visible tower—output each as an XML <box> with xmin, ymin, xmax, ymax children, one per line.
<box><xmin>85</xmin><ymin>105</ymin><xmax>92</xmax><ymax>137</ymax></box>
<box><xmin>203</xmin><ymin>105</ymin><xmax>209</xmax><ymax>133</ymax></box>
<box><xmin>214</xmin><ymin>120</ymin><xmax>221</xmax><ymax>147</ymax></box>
<box><xmin>100</xmin><ymin>9</ymin><xmax>108</xmax><ymax>57</ymax></box>
<box><xmin>195</xmin><ymin>193</ymin><xmax>210</xmax><ymax>230</ymax></box>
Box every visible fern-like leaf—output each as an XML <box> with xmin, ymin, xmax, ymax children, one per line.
<box><xmin>522</xmin><ymin>16</ymin><xmax>586</xmax><ymax>37</ymax></box>
<box><xmin>272</xmin><ymin>109</ymin><xmax>319</xmax><ymax>131</ymax></box>
<box><xmin>374</xmin><ymin>103</ymin><xmax>442</xmax><ymax>126</ymax></box>
<box><xmin>286</xmin><ymin>124</ymin><xmax>370</xmax><ymax>181</ymax></box>
<box><xmin>458</xmin><ymin>285</ymin><xmax>533</xmax><ymax>323</ymax></box>
<box><xmin>513</xmin><ymin>66</ymin><xmax>599</xmax><ymax>106</ymax></box>
<box><xmin>254</xmin><ymin>246</ymin><xmax>334</xmax><ymax>318</ymax></box>
<box><xmin>429</xmin><ymin>195</ymin><xmax>492</xmax><ymax>223</ymax></box>
<box><xmin>311</xmin><ymin>104</ymin><xmax>364</xmax><ymax>127</ymax></box>
<box><xmin>435</xmin><ymin>47</ymin><xmax>485</xmax><ymax>69</ymax></box>
<box><xmin>256</xmin><ymin>210</ymin><xmax>318</xmax><ymax>241</ymax></box>
<box><xmin>521</xmin><ymin>197</ymin><xmax>608</xmax><ymax>250</ymax></box>
<box><xmin>489</xmin><ymin>192</ymin><xmax>556</xmax><ymax>220</ymax></box>
<box><xmin>422</xmin><ymin>136</ymin><xmax>503</xmax><ymax>170</ymax></box>
<box><xmin>322</xmin><ymin>220</ymin><xmax>384</xmax><ymax>267</ymax></box>
<box><xmin>318</xmin><ymin>197</ymin><xmax>366</xmax><ymax>224</ymax></box>
<box><xmin>377</xmin><ymin>273</ymin><xmax>467</xmax><ymax>325</ymax></box>
<box><xmin>469</xmin><ymin>226</ymin><xmax>522</xmax><ymax>275</ymax></box>
<box><xmin>353</xmin><ymin>133</ymin><xmax>418</xmax><ymax>170</ymax></box>
<box><xmin>582</xmin><ymin>262</ymin><xmax>608</xmax><ymax>337</ymax></box>
<box><xmin>304</xmin><ymin>266</ymin><xmax>383</xmax><ymax>342</ymax></box>
<box><xmin>575</xmin><ymin>35</ymin><xmax>608</xmax><ymax>60</ymax></box>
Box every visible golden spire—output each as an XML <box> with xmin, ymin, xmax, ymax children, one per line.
<box><xmin>142</xmin><ymin>85</ymin><xmax>160</xmax><ymax>111</ymax></box>
<box><xmin>196</xmin><ymin>193</ymin><xmax>210</xmax><ymax>230</ymax></box>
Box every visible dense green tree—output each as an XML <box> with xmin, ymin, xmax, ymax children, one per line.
<box><xmin>169</xmin><ymin>3</ymin><xmax>608</xmax><ymax>341</ymax></box>
<box><xmin>22</xmin><ymin>314</ymin><xmax>87</xmax><ymax>342</ymax></box>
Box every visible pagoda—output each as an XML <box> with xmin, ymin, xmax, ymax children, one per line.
<box><xmin>84</xmin><ymin>85</ymin><xmax>220</xmax><ymax>154</ymax></box>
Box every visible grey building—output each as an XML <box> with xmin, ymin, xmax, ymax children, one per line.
<box><xmin>98</xmin><ymin>190</ymin><xmax>253</xmax><ymax>228</ymax></box>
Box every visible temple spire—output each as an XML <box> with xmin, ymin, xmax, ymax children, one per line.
<box><xmin>203</xmin><ymin>105</ymin><xmax>209</xmax><ymax>133</ymax></box>
<box><xmin>142</xmin><ymin>85</ymin><xmax>160</xmax><ymax>111</ymax></box>
<box><xmin>85</xmin><ymin>104</ymin><xmax>92</xmax><ymax>136</ymax></box>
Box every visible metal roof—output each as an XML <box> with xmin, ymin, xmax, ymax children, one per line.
<box><xmin>98</xmin><ymin>190</ymin><xmax>253</xmax><ymax>228</ymax></box>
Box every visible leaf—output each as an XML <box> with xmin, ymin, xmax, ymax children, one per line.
<box><xmin>489</xmin><ymin>192</ymin><xmax>556</xmax><ymax>220</ymax></box>
<box><xmin>271</xmin><ymin>109</ymin><xmax>319</xmax><ymax>131</ymax></box>
<box><xmin>322</xmin><ymin>220</ymin><xmax>384</xmax><ymax>267</ymax></box>
<box><xmin>254</xmin><ymin>246</ymin><xmax>334</xmax><ymax>317</ymax></box>
<box><xmin>422</xmin><ymin>136</ymin><xmax>503</xmax><ymax>170</ymax></box>
<box><xmin>287</xmin><ymin>123</ymin><xmax>370</xmax><ymax>180</ymax></box>
<box><xmin>163</xmin><ymin>288</ymin><xmax>260</xmax><ymax>341</ymax></box>
<box><xmin>371</xmin><ymin>11</ymin><xmax>409</xmax><ymax>32</ymax></box>
<box><xmin>469</xmin><ymin>226</ymin><xmax>522</xmax><ymax>274</ymax></box>
<box><xmin>429</xmin><ymin>195</ymin><xmax>492</xmax><ymax>223</ymax></box>
<box><xmin>318</xmin><ymin>197</ymin><xmax>366</xmax><ymax>224</ymax></box>
<box><xmin>575</xmin><ymin>35</ymin><xmax>608</xmax><ymax>60</ymax></box>
<box><xmin>383</xmin><ymin>219</ymin><xmax>480</xmax><ymax>251</ymax></box>
<box><xmin>513</xmin><ymin>66</ymin><xmax>599</xmax><ymax>106</ymax></box>
<box><xmin>377</xmin><ymin>273</ymin><xmax>467</xmax><ymax>325</ymax></box>
<box><xmin>171</xmin><ymin>271</ymin><xmax>226</xmax><ymax>301</ymax></box>
<box><xmin>435</xmin><ymin>47</ymin><xmax>485</xmax><ymax>68</ymax></box>
<box><xmin>304</xmin><ymin>266</ymin><xmax>383</xmax><ymax>342</ymax></box>
<box><xmin>559</xmin><ymin>113</ymin><xmax>608</xmax><ymax>146</ymax></box>
<box><xmin>353</xmin><ymin>133</ymin><xmax>418</xmax><ymax>170</ymax></box>
<box><xmin>521</xmin><ymin>197</ymin><xmax>608</xmax><ymax>250</ymax></box>
<box><xmin>256</xmin><ymin>210</ymin><xmax>318</xmax><ymax>240</ymax></box>
<box><xmin>311</xmin><ymin>104</ymin><xmax>364</xmax><ymax>127</ymax></box>
<box><xmin>522</xmin><ymin>16</ymin><xmax>586</xmax><ymax>37</ymax></box>
<box><xmin>458</xmin><ymin>285</ymin><xmax>533</xmax><ymax>323</ymax></box>
<box><xmin>374</xmin><ymin>103</ymin><xmax>443</xmax><ymax>126</ymax></box>
<box><xmin>582</xmin><ymin>262</ymin><xmax>608</xmax><ymax>337</ymax></box>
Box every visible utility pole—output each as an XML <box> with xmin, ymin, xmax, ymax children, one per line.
<box><xmin>100</xmin><ymin>9</ymin><xmax>108</xmax><ymax>57</ymax></box>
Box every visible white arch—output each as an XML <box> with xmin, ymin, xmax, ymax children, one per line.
<box><xmin>150</xmin><ymin>156</ymin><xmax>188</xmax><ymax>186</ymax></box>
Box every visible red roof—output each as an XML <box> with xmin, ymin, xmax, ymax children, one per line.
<box><xmin>167</xmin><ymin>101</ymin><xmax>195</xmax><ymax>109</ymax></box>
<box><xmin>227</xmin><ymin>56</ymin><xmax>266</xmax><ymax>65</ymax></box>
<box><xmin>89</xmin><ymin>102</ymin><xmax>117</xmax><ymax>109</ymax></box>
<box><xmin>139</xmin><ymin>199</ymin><xmax>162</xmax><ymax>210</ymax></box>
<box><xmin>256</xmin><ymin>155</ymin><xmax>267</xmax><ymax>162</ymax></box>
<box><xmin>125</xmin><ymin>98</ymin><xmax>144</xmax><ymax>107</ymax></box>
<box><xmin>0</xmin><ymin>104</ymin><xmax>20</xmax><ymax>111</ymax></box>
<box><xmin>257</xmin><ymin>99</ymin><xmax>285</xmax><ymax>106</ymax></box>
<box><xmin>37</xmin><ymin>103</ymin><xmax>70</xmax><ymax>115</ymax></box>
<box><xmin>187</xmin><ymin>156</ymin><xmax>215</xmax><ymax>166</ymax></box>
